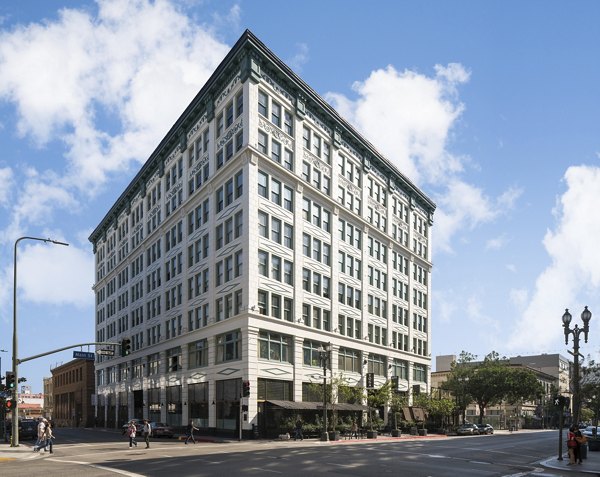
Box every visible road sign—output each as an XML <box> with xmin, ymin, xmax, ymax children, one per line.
<box><xmin>96</xmin><ymin>349</ymin><xmax>115</xmax><ymax>356</ymax></box>
<box><xmin>73</xmin><ymin>351</ymin><xmax>95</xmax><ymax>360</ymax></box>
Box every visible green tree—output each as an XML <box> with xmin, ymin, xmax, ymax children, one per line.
<box><xmin>580</xmin><ymin>358</ymin><xmax>600</xmax><ymax>426</ymax></box>
<box><xmin>441</xmin><ymin>351</ymin><xmax>477</xmax><ymax>424</ymax></box>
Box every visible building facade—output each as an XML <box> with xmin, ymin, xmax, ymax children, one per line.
<box><xmin>51</xmin><ymin>359</ymin><xmax>96</xmax><ymax>427</ymax></box>
<box><xmin>89</xmin><ymin>30</ymin><xmax>435</xmax><ymax>437</ymax></box>
<box><xmin>433</xmin><ymin>354</ymin><xmax>564</xmax><ymax>429</ymax></box>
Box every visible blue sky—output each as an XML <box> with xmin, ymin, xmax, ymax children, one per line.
<box><xmin>1</xmin><ymin>0</ymin><xmax>600</xmax><ymax>393</ymax></box>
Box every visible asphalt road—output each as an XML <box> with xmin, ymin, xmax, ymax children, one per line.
<box><xmin>0</xmin><ymin>428</ymin><xmax>577</xmax><ymax>477</ymax></box>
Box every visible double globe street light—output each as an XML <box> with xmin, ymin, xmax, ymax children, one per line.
<box><xmin>562</xmin><ymin>306</ymin><xmax>592</xmax><ymax>427</ymax></box>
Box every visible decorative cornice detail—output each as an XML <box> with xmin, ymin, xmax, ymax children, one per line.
<box><xmin>261</xmin><ymin>71</ymin><xmax>293</xmax><ymax>103</ymax></box>
<box><xmin>338</xmin><ymin>175</ymin><xmax>360</xmax><ymax>196</ymax></box>
<box><xmin>187</xmin><ymin>113</ymin><xmax>208</xmax><ymax>142</ymax></box>
<box><xmin>165</xmin><ymin>144</ymin><xmax>182</xmax><ymax>167</ymax></box>
<box><xmin>215</xmin><ymin>71</ymin><xmax>241</xmax><ymax>109</ymax></box>
<box><xmin>217</xmin><ymin>118</ymin><xmax>243</xmax><ymax>149</ymax></box>
<box><xmin>306</xmin><ymin>108</ymin><xmax>331</xmax><ymax>136</ymax></box>
<box><xmin>302</xmin><ymin>150</ymin><xmax>331</xmax><ymax>176</ymax></box>
<box><xmin>258</xmin><ymin>118</ymin><xmax>293</xmax><ymax>147</ymax></box>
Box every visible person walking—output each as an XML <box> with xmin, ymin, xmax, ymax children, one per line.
<box><xmin>44</xmin><ymin>420</ymin><xmax>54</xmax><ymax>454</ymax></box>
<box><xmin>33</xmin><ymin>417</ymin><xmax>47</xmax><ymax>452</ymax></box>
<box><xmin>351</xmin><ymin>420</ymin><xmax>359</xmax><ymax>439</ymax></box>
<box><xmin>185</xmin><ymin>420</ymin><xmax>199</xmax><ymax>444</ymax></box>
<box><xmin>127</xmin><ymin>421</ymin><xmax>138</xmax><ymax>448</ymax></box>
<box><xmin>294</xmin><ymin>418</ymin><xmax>303</xmax><ymax>441</ymax></box>
<box><xmin>142</xmin><ymin>419</ymin><xmax>151</xmax><ymax>449</ymax></box>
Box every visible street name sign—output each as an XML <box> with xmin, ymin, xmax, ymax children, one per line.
<box><xmin>73</xmin><ymin>351</ymin><xmax>95</xmax><ymax>360</ymax></box>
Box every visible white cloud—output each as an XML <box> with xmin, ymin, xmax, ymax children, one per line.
<box><xmin>486</xmin><ymin>234</ymin><xmax>509</xmax><ymax>251</ymax></box>
<box><xmin>509</xmin><ymin>288</ymin><xmax>528</xmax><ymax>309</ymax></box>
<box><xmin>287</xmin><ymin>43</ymin><xmax>309</xmax><ymax>72</ymax></box>
<box><xmin>327</xmin><ymin>64</ymin><xmax>469</xmax><ymax>185</ymax></box>
<box><xmin>508</xmin><ymin>165</ymin><xmax>600</xmax><ymax>351</ymax></box>
<box><xmin>326</xmin><ymin>64</ymin><xmax>521</xmax><ymax>253</ymax></box>
<box><xmin>0</xmin><ymin>0</ymin><xmax>230</xmax><ymax>212</ymax></box>
<box><xmin>18</xmin><ymin>239</ymin><xmax>94</xmax><ymax>309</ymax></box>
<box><xmin>0</xmin><ymin>167</ymin><xmax>13</xmax><ymax>206</ymax></box>
<box><xmin>506</xmin><ymin>264</ymin><xmax>517</xmax><ymax>273</ymax></box>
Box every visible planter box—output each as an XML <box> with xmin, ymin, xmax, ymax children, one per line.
<box><xmin>418</xmin><ymin>429</ymin><xmax>428</xmax><ymax>436</ymax></box>
<box><xmin>391</xmin><ymin>429</ymin><xmax>401</xmax><ymax>437</ymax></box>
<box><xmin>366</xmin><ymin>430</ymin><xmax>378</xmax><ymax>439</ymax></box>
<box><xmin>328</xmin><ymin>431</ymin><xmax>341</xmax><ymax>441</ymax></box>
<box><xmin>410</xmin><ymin>427</ymin><xmax>418</xmax><ymax>435</ymax></box>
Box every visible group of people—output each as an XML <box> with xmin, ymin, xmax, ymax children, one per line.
<box><xmin>33</xmin><ymin>417</ymin><xmax>54</xmax><ymax>453</ymax></box>
<box><xmin>126</xmin><ymin>419</ymin><xmax>152</xmax><ymax>449</ymax></box>
<box><xmin>567</xmin><ymin>425</ymin><xmax>587</xmax><ymax>465</ymax></box>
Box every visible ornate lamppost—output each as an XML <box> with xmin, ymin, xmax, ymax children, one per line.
<box><xmin>318</xmin><ymin>342</ymin><xmax>331</xmax><ymax>441</ymax></box>
<box><xmin>562</xmin><ymin>306</ymin><xmax>592</xmax><ymax>426</ymax></box>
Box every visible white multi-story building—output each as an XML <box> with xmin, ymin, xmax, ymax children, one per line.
<box><xmin>89</xmin><ymin>30</ymin><xmax>435</xmax><ymax>438</ymax></box>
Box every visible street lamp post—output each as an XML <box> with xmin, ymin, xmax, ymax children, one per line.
<box><xmin>562</xmin><ymin>306</ymin><xmax>592</xmax><ymax>427</ymax></box>
<box><xmin>318</xmin><ymin>342</ymin><xmax>331</xmax><ymax>442</ymax></box>
<box><xmin>12</xmin><ymin>236</ymin><xmax>69</xmax><ymax>446</ymax></box>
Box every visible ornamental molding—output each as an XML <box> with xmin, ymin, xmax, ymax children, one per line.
<box><xmin>368</xmin><ymin>197</ymin><xmax>387</xmax><ymax>214</ymax></box>
<box><xmin>165</xmin><ymin>145</ymin><xmax>182</xmax><ymax>167</ymax></box>
<box><xmin>258</xmin><ymin>118</ymin><xmax>293</xmax><ymax>147</ymax></box>
<box><xmin>215</xmin><ymin>71</ymin><xmax>241</xmax><ymax>109</ymax></box>
<box><xmin>217</xmin><ymin>118</ymin><xmax>243</xmax><ymax>149</ymax></box>
<box><xmin>338</xmin><ymin>175</ymin><xmax>360</xmax><ymax>196</ymax></box>
<box><xmin>340</xmin><ymin>139</ymin><xmax>362</xmax><ymax>162</ymax></box>
<box><xmin>306</xmin><ymin>108</ymin><xmax>331</xmax><ymax>136</ymax></box>
<box><xmin>261</xmin><ymin>71</ymin><xmax>294</xmax><ymax>103</ymax></box>
<box><xmin>147</xmin><ymin>203</ymin><xmax>161</xmax><ymax>220</ymax></box>
<box><xmin>187</xmin><ymin>113</ymin><xmax>208</xmax><ymax>142</ymax></box>
<box><xmin>302</xmin><ymin>150</ymin><xmax>331</xmax><ymax>176</ymax></box>
<box><xmin>165</xmin><ymin>181</ymin><xmax>182</xmax><ymax>201</ymax></box>
<box><xmin>188</xmin><ymin>154</ymin><xmax>209</xmax><ymax>178</ymax></box>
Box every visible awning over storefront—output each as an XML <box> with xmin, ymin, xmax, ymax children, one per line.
<box><xmin>265</xmin><ymin>400</ymin><xmax>367</xmax><ymax>411</ymax></box>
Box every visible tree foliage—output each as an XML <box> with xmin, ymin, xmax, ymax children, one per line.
<box><xmin>443</xmin><ymin>350</ymin><xmax>544</xmax><ymax>424</ymax></box>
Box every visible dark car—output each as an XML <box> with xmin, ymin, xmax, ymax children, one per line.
<box><xmin>150</xmin><ymin>422</ymin><xmax>174</xmax><ymax>438</ymax></box>
<box><xmin>5</xmin><ymin>419</ymin><xmax>38</xmax><ymax>440</ymax></box>
<box><xmin>456</xmin><ymin>423</ymin><xmax>480</xmax><ymax>436</ymax></box>
<box><xmin>476</xmin><ymin>424</ymin><xmax>494</xmax><ymax>435</ymax></box>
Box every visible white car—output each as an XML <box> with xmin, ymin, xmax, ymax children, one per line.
<box><xmin>581</xmin><ymin>426</ymin><xmax>600</xmax><ymax>437</ymax></box>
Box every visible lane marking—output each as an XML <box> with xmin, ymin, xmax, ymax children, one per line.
<box><xmin>49</xmin><ymin>458</ymin><xmax>145</xmax><ymax>477</ymax></box>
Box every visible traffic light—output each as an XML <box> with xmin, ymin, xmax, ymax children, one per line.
<box><xmin>5</xmin><ymin>399</ymin><xmax>15</xmax><ymax>411</ymax></box>
<box><xmin>242</xmin><ymin>380</ymin><xmax>250</xmax><ymax>397</ymax></box>
<box><xmin>121</xmin><ymin>338</ymin><xmax>131</xmax><ymax>357</ymax></box>
<box><xmin>5</xmin><ymin>371</ymin><xmax>15</xmax><ymax>390</ymax></box>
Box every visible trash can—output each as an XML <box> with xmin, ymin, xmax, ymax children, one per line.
<box><xmin>580</xmin><ymin>443</ymin><xmax>588</xmax><ymax>460</ymax></box>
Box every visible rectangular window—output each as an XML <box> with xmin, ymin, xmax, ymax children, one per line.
<box><xmin>258</xmin><ymin>90</ymin><xmax>268</xmax><ymax>117</ymax></box>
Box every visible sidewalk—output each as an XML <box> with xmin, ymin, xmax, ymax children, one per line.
<box><xmin>540</xmin><ymin>447</ymin><xmax>600</xmax><ymax>474</ymax></box>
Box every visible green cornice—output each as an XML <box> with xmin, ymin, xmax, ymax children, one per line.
<box><xmin>89</xmin><ymin>29</ymin><xmax>435</xmax><ymax>245</ymax></box>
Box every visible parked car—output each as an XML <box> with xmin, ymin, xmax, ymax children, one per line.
<box><xmin>476</xmin><ymin>424</ymin><xmax>494</xmax><ymax>435</ymax></box>
<box><xmin>581</xmin><ymin>426</ymin><xmax>600</xmax><ymax>438</ymax></box>
<box><xmin>456</xmin><ymin>423</ymin><xmax>480</xmax><ymax>435</ymax></box>
<box><xmin>150</xmin><ymin>422</ymin><xmax>174</xmax><ymax>438</ymax></box>
<box><xmin>19</xmin><ymin>419</ymin><xmax>38</xmax><ymax>440</ymax></box>
<box><xmin>5</xmin><ymin>419</ymin><xmax>38</xmax><ymax>440</ymax></box>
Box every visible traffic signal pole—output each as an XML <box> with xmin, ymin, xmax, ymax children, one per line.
<box><xmin>8</xmin><ymin>340</ymin><xmax>118</xmax><ymax>446</ymax></box>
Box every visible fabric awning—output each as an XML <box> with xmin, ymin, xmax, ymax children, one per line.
<box><xmin>266</xmin><ymin>400</ymin><xmax>320</xmax><ymax>410</ymax></box>
<box><xmin>265</xmin><ymin>400</ymin><xmax>367</xmax><ymax>411</ymax></box>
